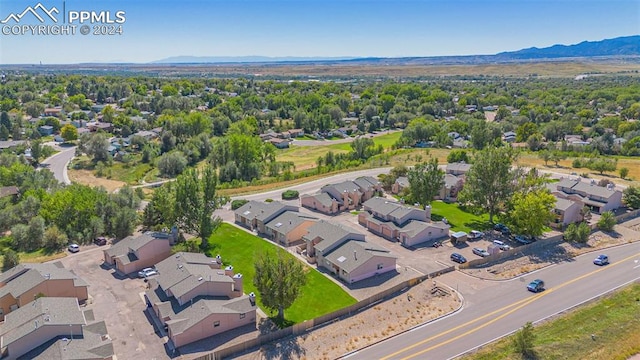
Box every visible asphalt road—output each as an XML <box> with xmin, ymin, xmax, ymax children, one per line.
<box><xmin>40</xmin><ymin>145</ymin><xmax>76</xmax><ymax>184</ymax></box>
<box><xmin>344</xmin><ymin>241</ymin><xmax>640</xmax><ymax>359</ymax></box>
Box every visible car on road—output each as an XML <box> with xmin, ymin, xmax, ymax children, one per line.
<box><xmin>513</xmin><ymin>235</ymin><xmax>532</xmax><ymax>245</ymax></box>
<box><xmin>94</xmin><ymin>237</ymin><xmax>107</xmax><ymax>246</ymax></box>
<box><xmin>469</xmin><ymin>230</ymin><xmax>484</xmax><ymax>239</ymax></box>
<box><xmin>68</xmin><ymin>244</ymin><xmax>80</xmax><ymax>253</ymax></box>
<box><xmin>593</xmin><ymin>254</ymin><xmax>609</xmax><ymax>266</ymax></box>
<box><xmin>472</xmin><ymin>247</ymin><xmax>490</xmax><ymax>257</ymax></box>
<box><xmin>138</xmin><ymin>268</ymin><xmax>158</xmax><ymax>278</ymax></box>
<box><xmin>493</xmin><ymin>223</ymin><xmax>510</xmax><ymax>235</ymax></box>
<box><xmin>450</xmin><ymin>253</ymin><xmax>467</xmax><ymax>264</ymax></box>
<box><xmin>527</xmin><ymin>279</ymin><xmax>545</xmax><ymax>293</ymax></box>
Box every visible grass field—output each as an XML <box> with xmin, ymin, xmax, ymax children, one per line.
<box><xmin>430</xmin><ymin>201</ymin><xmax>490</xmax><ymax>233</ymax></box>
<box><xmin>0</xmin><ymin>236</ymin><xmax>67</xmax><ymax>265</ymax></box>
<box><xmin>463</xmin><ymin>283</ymin><xmax>640</xmax><ymax>360</ymax></box>
<box><xmin>205</xmin><ymin>223</ymin><xmax>357</xmax><ymax>324</ymax></box>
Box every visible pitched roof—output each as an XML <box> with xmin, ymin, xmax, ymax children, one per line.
<box><xmin>324</xmin><ymin>240</ymin><xmax>396</xmax><ymax>273</ymax></box>
<box><xmin>154</xmin><ymin>252</ymin><xmax>228</xmax><ymax>300</ymax></box>
<box><xmin>104</xmin><ymin>233</ymin><xmax>165</xmax><ymax>259</ymax></box>
<box><xmin>553</xmin><ymin>178</ymin><xmax>620</xmax><ymax>200</ymax></box>
<box><xmin>0</xmin><ymin>297</ymin><xmax>86</xmax><ymax>348</ymax></box>
<box><xmin>555</xmin><ymin>197</ymin><xmax>580</xmax><ymax>211</ymax></box>
<box><xmin>445</xmin><ymin>162</ymin><xmax>471</xmax><ymax>173</ymax></box>
<box><xmin>395</xmin><ymin>176</ymin><xmax>409</xmax><ymax>188</ymax></box>
<box><xmin>321</xmin><ymin>180</ymin><xmax>361</xmax><ymax>195</ymax></box>
<box><xmin>362</xmin><ymin>197</ymin><xmax>422</xmax><ymax>223</ymax></box>
<box><xmin>304</xmin><ymin>192</ymin><xmax>337</xmax><ymax>207</ymax></box>
<box><xmin>0</xmin><ymin>186</ymin><xmax>19</xmax><ymax>198</ymax></box>
<box><xmin>303</xmin><ymin>220</ymin><xmax>364</xmax><ymax>253</ymax></box>
<box><xmin>0</xmin><ymin>262</ymin><xmax>87</xmax><ymax>300</ymax></box>
<box><xmin>234</xmin><ymin>200</ymin><xmax>292</xmax><ymax>222</ymax></box>
<box><xmin>444</xmin><ymin>174</ymin><xmax>461</xmax><ymax>188</ymax></box>
<box><xmin>353</xmin><ymin>176</ymin><xmax>380</xmax><ymax>191</ymax></box>
<box><xmin>165</xmin><ymin>295</ymin><xmax>255</xmax><ymax>336</ymax></box>
<box><xmin>265</xmin><ymin>211</ymin><xmax>317</xmax><ymax>235</ymax></box>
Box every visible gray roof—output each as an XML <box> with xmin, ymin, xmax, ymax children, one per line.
<box><xmin>359</xmin><ymin>212</ymin><xmax>449</xmax><ymax>237</ymax></box>
<box><xmin>395</xmin><ymin>176</ymin><xmax>409</xmax><ymax>188</ymax></box>
<box><xmin>322</xmin><ymin>180</ymin><xmax>361</xmax><ymax>195</ymax></box>
<box><xmin>444</xmin><ymin>174</ymin><xmax>461</xmax><ymax>188</ymax></box>
<box><xmin>154</xmin><ymin>252</ymin><xmax>228</xmax><ymax>301</ymax></box>
<box><xmin>305</xmin><ymin>192</ymin><xmax>337</xmax><ymax>207</ymax></box>
<box><xmin>324</xmin><ymin>240</ymin><xmax>395</xmax><ymax>273</ymax></box>
<box><xmin>19</xmin><ymin>320</ymin><xmax>114</xmax><ymax>360</ymax></box>
<box><xmin>303</xmin><ymin>220</ymin><xmax>364</xmax><ymax>253</ymax></box>
<box><xmin>0</xmin><ymin>297</ymin><xmax>86</xmax><ymax>348</ymax></box>
<box><xmin>165</xmin><ymin>295</ymin><xmax>255</xmax><ymax>336</ymax></box>
<box><xmin>265</xmin><ymin>211</ymin><xmax>317</xmax><ymax>236</ymax></box>
<box><xmin>445</xmin><ymin>162</ymin><xmax>471</xmax><ymax>173</ymax></box>
<box><xmin>104</xmin><ymin>233</ymin><xmax>164</xmax><ymax>259</ymax></box>
<box><xmin>0</xmin><ymin>263</ymin><xmax>87</xmax><ymax>300</ymax></box>
<box><xmin>555</xmin><ymin>197</ymin><xmax>580</xmax><ymax>211</ymax></box>
<box><xmin>554</xmin><ymin>178</ymin><xmax>619</xmax><ymax>201</ymax></box>
<box><xmin>353</xmin><ymin>176</ymin><xmax>380</xmax><ymax>191</ymax></box>
<box><xmin>362</xmin><ymin>197</ymin><xmax>421</xmax><ymax>224</ymax></box>
<box><xmin>234</xmin><ymin>200</ymin><xmax>293</xmax><ymax>222</ymax></box>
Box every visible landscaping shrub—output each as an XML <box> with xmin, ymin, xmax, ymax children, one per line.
<box><xmin>282</xmin><ymin>190</ymin><xmax>299</xmax><ymax>200</ymax></box>
<box><xmin>231</xmin><ymin>199</ymin><xmax>249</xmax><ymax>210</ymax></box>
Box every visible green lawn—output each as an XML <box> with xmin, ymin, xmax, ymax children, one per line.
<box><xmin>463</xmin><ymin>283</ymin><xmax>640</xmax><ymax>360</ymax></box>
<box><xmin>372</xmin><ymin>131</ymin><xmax>402</xmax><ymax>148</ymax></box>
<box><xmin>108</xmin><ymin>160</ymin><xmax>154</xmax><ymax>185</ymax></box>
<box><xmin>430</xmin><ymin>201</ymin><xmax>490</xmax><ymax>233</ymax></box>
<box><xmin>205</xmin><ymin>223</ymin><xmax>357</xmax><ymax>324</ymax></box>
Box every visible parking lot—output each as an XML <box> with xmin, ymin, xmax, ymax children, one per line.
<box><xmin>57</xmin><ymin>246</ymin><xmax>171</xmax><ymax>360</ymax></box>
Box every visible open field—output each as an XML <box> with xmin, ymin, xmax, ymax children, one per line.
<box><xmin>430</xmin><ymin>201</ymin><xmax>490</xmax><ymax>233</ymax></box>
<box><xmin>463</xmin><ymin>283</ymin><xmax>640</xmax><ymax>360</ymax></box>
<box><xmin>205</xmin><ymin>223</ymin><xmax>357</xmax><ymax>324</ymax></box>
<box><xmin>0</xmin><ymin>236</ymin><xmax>67</xmax><ymax>264</ymax></box>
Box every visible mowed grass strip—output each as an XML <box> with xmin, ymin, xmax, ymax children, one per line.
<box><xmin>464</xmin><ymin>283</ymin><xmax>640</xmax><ymax>360</ymax></box>
<box><xmin>206</xmin><ymin>223</ymin><xmax>357</xmax><ymax>323</ymax></box>
<box><xmin>430</xmin><ymin>201</ymin><xmax>489</xmax><ymax>233</ymax></box>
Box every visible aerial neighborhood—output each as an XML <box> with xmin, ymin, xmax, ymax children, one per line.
<box><xmin>1</xmin><ymin>48</ymin><xmax>640</xmax><ymax>359</ymax></box>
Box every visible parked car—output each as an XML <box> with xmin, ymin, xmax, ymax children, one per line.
<box><xmin>469</xmin><ymin>230</ymin><xmax>484</xmax><ymax>239</ymax></box>
<box><xmin>494</xmin><ymin>223</ymin><xmax>510</xmax><ymax>235</ymax></box>
<box><xmin>67</xmin><ymin>244</ymin><xmax>80</xmax><ymax>253</ymax></box>
<box><xmin>94</xmin><ymin>237</ymin><xmax>107</xmax><ymax>246</ymax></box>
<box><xmin>472</xmin><ymin>247</ymin><xmax>490</xmax><ymax>257</ymax></box>
<box><xmin>450</xmin><ymin>253</ymin><xmax>467</xmax><ymax>264</ymax></box>
<box><xmin>527</xmin><ymin>279</ymin><xmax>545</xmax><ymax>293</ymax></box>
<box><xmin>493</xmin><ymin>240</ymin><xmax>511</xmax><ymax>251</ymax></box>
<box><xmin>593</xmin><ymin>254</ymin><xmax>609</xmax><ymax>266</ymax></box>
<box><xmin>138</xmin><ymin>268</ymin><xmax>158</xmax><ymax>278</ymax></box>
<box><xmin>513</xmin><ymin>235</ymin><xmax>532</xmax><ymax>245</ymax></box>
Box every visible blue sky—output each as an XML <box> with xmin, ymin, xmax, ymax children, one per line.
<box><xmin>0</xmin><ymin>0</ymin><xmax>638</xmax><ymax>64</ymax></box>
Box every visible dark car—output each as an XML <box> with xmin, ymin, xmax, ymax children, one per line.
<box><xmin>527</xmin><ymin>279</ymin><xmax>545</xmax><ymax>293</ymax></box>
<box><xmin>450</xmin><ymin>253</ymin><xmax>467</xmax><ymax>264</ymax></box>
<box><xmin>593</xmin><ymin>254</ymin><xmax>609</xmax><ymax>266</ymax></box>
<box><xmin>513</xmin><ymin>235</ymin><xmax>532</xmax><ymax>245</ymax></box>
<box><xmin>94</xmin><ymin>237</ymin><xmax>107</xmax><ymax>246</ymax></box>
<box><xmin>494</xmin><ymin>223</ymin><xmax>510</xmax><ymax>235</ymax></box>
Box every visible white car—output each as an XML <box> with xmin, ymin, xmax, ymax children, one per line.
<box><xmin>469</xmin><ymin>230</ymin><xmax>484</xmax><ymax>239</ymax></box>
<box><xmin>68</xmin><ymin>244</ymin><xmax>80</xmax><ymax>253</ymax></box>
<box><xmin>138</xmin><ymin>268</ymin><xmax>158</xmax><ymax>278</ymax></box>
<box><xmin>472</xmin><ymin>247</ymin><xmax>490</xmax><ymax>257</ymax></box>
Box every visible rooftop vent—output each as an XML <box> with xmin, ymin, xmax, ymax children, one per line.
<box><xmin>178</xmin><ymin>264</ymin><xmax>183</xmax><ymax>269</ymax></box>
<box><xmin>274</xmin><ymin>222</ymin><xmax>283</xmax><ymax>228</ymax></box>
<box><xmin>225</xmin><ymin>265</ymin><xmax>233</xmax><ymax>271</ymax></box>
<box><xmin>197</xmin><ymin>277</ymin><xmax>203</xmax><ymax>281</ymax></box>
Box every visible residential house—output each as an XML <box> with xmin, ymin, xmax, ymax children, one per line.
<box><xmin>0</xmin><ymin>262</ymin><xmax>89</xmax><ymax>321</ymax></box>
<box><xmin>445</xmin><ymin>162</ymin><xmax>471</xmax><ymax>177</ymax></box>
<box><xmin>0</xmin><ymin>297</ymin><xmax>114</xmax><ymax>360</ymax></box>
<box><xmin>43</xmin><ymin>108</ymin><xmax>62</xmax><ymax>117</ymax></box>
<box><xmin>300</xmin><ymin>193</ymin><xmax>340</xmax><ymax>215</ymax></box>
<box><xmin>392</xmin><ymin>177</ymin><xmax>409</xmax><ymax>195</ymax></box>
<box><xmin>551</xmin><ymin>197</ymin><xmax>584</xmax><ymax>229</ymax></box>
<box><xmin>320</xmin><ymin>181</ymin><xmax>363</xmax><ymax>211</ymax></box>
<box><xmin>38</xmin><ymin>125</ymin><xmax>54</xmax><ymax>136</ymax></box>
<box><xmin>302</xmin><ymin>221</ymin><xmax>396</xmax><ymax>283</ymax></box>
<box><xmin>358</xmin><ymin>197</ymin><xmax>450</xmax><ymax>247</ymax></box>
<box><xmin>234</xmin><ymin>200</ymin><xmax>297</xmax><ymax>233</ymax></box>
<box><xmin>549</xmin><ymin>178</ymin><xmax>623</xmax><ymax>214</ymax></box>
<box><xmin>288</xmin><ymin>129</ymin><xmax>305</xmax><ymax>137</ymax></box>
<box><xmin>437</xmin><ymin>174</ymin><xmax>464</xmax><ymax>202</ymax></box>
<box><xmin>144</xmin><ymin>252</ymin><xmax>256</xmax><ymax>348</ymax></box>
<box><xmin>264</xmin><ymin>211</ymin><xmax>317</xmax><ymax>246</ymax></box>
<box><xmin>0</xmin><ymin>141</ymin><xmax>25</xmax><ymax>150</ymax></box>
<box><xmin>269</xmin><ymin>138</ymin><xmax>291</xmax><ymax>149</ymax></box>
<box><xmin>0</xmin><ymin>186</ymin><xmax>19</xmax><ymax>200</ymax></box>
<box><xmin>503</xmin><ymin>131</ymin><xmax>516</xmax><ymax>143</ymax></box>
<box><xmin>353</xmin><ymin>176</ymin><xmax>383</xmax><ymax>200</ymax></box>
<box><xmin>103</xmin><ymin>232</ymin><xmax>173</xmax><ymax>275</ymax></box>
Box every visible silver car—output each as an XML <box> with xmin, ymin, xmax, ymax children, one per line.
<box><xmin>472</xmin><ymin>247</ymin><xmax>490</xmax><ymax>257</ymax></box>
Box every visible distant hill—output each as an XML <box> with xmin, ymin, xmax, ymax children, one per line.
<box><xmin>151</xmin><ymin>35</ymin><xmax>640</xmax><ymax>65</ymax></box>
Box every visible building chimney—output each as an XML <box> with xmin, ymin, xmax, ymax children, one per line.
<box><xmin>233</xmin><ymin>273</ymin><xmax>243</xmax><ymax>293</ymax></box>
<box><xmin>225</xmin><ymin>265</ymin><xmax>234</xmax><ymax>277</ymax></box>
<box><xmin>249</xmin><ymin>292</ymin><xmax>256</xmax><ymax>306</ymax></box>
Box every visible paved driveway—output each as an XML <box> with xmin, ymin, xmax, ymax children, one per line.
<box><xmin>57</xmin><ymin>246</ymin><xmax>171</xmax><ymax>360</ymax></box>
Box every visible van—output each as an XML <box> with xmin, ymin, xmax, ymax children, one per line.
<box><xmin>493</xmin><ymin>240</ymin><xmax>511</xmax><ymax>251</ymax></box>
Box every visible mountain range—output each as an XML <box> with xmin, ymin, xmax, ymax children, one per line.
<box><xmin>152</xmin><ymin>35</ymin><xmax>640</xmax><ymax>65</ymax></box>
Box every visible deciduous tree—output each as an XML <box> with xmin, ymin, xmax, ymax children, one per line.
<box><xmin>597</xmin><ymin>211</ymin><xmax>616</xmax><ymax>232</ymax></box>
<box><xmin>407</xmin><ymin>158</ymin><xmax>444</xmax><ymax>208</ymax></box>
<box><xmin>506</xmin><ymin>189</ymin><xmax>555</xmax><ymax>237</ymax></box>
<box><xmin>61</xmin><ymin>124</ymin><xmax>78</xmax><ymax>142</ymax></box>
<box><xmin>253</xmin><ymin>249</ymin><xmax>307</xmax><ymax>322</ymax></box>
<box><xmin>623</xmin><ymin>186</ymin><xmax>640</xmax><ymax>209</ymax></box>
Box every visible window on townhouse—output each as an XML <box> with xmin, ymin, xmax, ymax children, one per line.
<box><xmin>213</xmin><ymin>321</ymin><xmax>220</xmax><ymax>327</ymax></box>
<box><xmin>240</xmin><ymin>313</ymin><xmax>245</xmax><ymax>319</ymax></box>
<box><xmin>377</xmin><ymin>263</ymin><xmax>384</xmax><ymax>270</ymax></box>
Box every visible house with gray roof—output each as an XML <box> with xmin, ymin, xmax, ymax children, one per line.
<box><xmin>234</xmin><ymin>200</ymin><xmax>298</xmax><ymax>233</ymax></box>
<box><xmin>550</xmin><ymin>197</ymin><xmax>584</xmax><ymax>229</ymax></box>
<box><xmin>144</xmin><ymin>252</ymin><xmax>256</xmax><ymax>349</ymax></box>
<box><xmin>301</xmin><ymin>177</ymin><xmax>381</xmax><ymax>215</ymax></box>
<box><xmin>436</xmin><ymin>174</ymin><xmax>464</xmax><ymax>202</ymax></box>
<box><xmin>303</xmin><ymin>221</ymin><xmax>366</xmax><ymax>262</ymax></box>
<box><xmin>391</xmin><ymin>176</ymin><xmax>409</xmax><ymax>194</ymax></box>
<box><xmin>264</xmin><ymin>211</ymin><xmax>318</xmax><ymax>246</ymax></box>
<box><xmin>300</xmin><ymin>193</ymin><xmax>340</xmax><ymax>215</ymax></box>
<box><xmin>353</xmin><ymin>176</ymin><xmax>383</xmax><ymax>200</ymax></box>
<box><xmin>358</xmin><ymin>197</ymin><xmax>450</xmax><ymax>247</ymax></box>
<box><xmin>323</xmin><ymin>240</ymin><xmax>396</xmax><ymax>284</ymax></box>
<box><xmin>103</xmin><ymin>232</ymin><xmax>172</xmax><ymax>275</ymax></box>
<box><xmin>550</xmin><ymin>178</ymin><xmax>623</xmax><ymax>214</ymax></box>
<box><xmin>445</xmin><ymin>162</ymin><xmax>471</xmax><ymax>176</ymax></box>
<box><xmin>320</xmin><ymin>180</ymin><xmax>363</xmax><ymax>211</ymax></box>
<box><xmin>0</xmin><ymin>297</ymin><xmax>113</xmax><ymax>360</ymax></box>
<box><xmin>0</xmin><ymin>262</ymin><xmax>88</xmax><ymax>321</ymax></box>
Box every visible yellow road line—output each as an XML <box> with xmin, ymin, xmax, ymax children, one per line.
<box><xmin>380</xmin><ymin>250</ymin><xmax>640</xmax><ymax>360</ymax></box>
